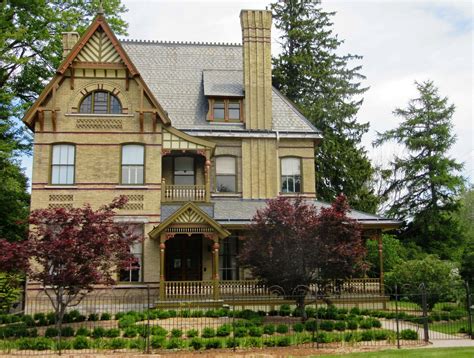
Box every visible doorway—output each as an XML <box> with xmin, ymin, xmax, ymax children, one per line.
<box><xmin>165</xmin><ymin>234</ymin><xmax>202</xmax><ymax>281</ymax></box>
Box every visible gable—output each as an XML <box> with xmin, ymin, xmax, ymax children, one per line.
<box><xmin>75</xmin><ymin>29</ymin><xmax>122</xmax><ymax>63</ymax></box>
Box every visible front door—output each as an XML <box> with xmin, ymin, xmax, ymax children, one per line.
<box><xmin>165</xmin><ymin>234</ymin><xmax>202</xmax><ymax>281</ymax></box>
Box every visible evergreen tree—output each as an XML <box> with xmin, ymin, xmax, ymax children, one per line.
<box><xmin>374</xmin><ymin>80</ymin><xmax>465</xmax><ymax>259</ymax></box>
<box><xmin>271</xmin><ymin>0</ymin><xmax>377</xmax><ymax>212</ymax></box>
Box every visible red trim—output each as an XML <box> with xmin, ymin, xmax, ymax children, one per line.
<box><xmin>34</xmin><ymin>143</ymin><xmax>162</xmax><ymax>147</ymax></box>
<box><xmin>32</xmin><ymin>187</ymin><xmax>161</xmax><ymax>191</ymax></box>
<box><xmin>36</xmin><ymin>131</ymin><xmax>162</xmax><ymax>135</ymax></box>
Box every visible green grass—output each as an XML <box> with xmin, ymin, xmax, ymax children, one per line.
<box><xmin>312</xmin><ymin>347</ymin><xmax>474</xmax><ymax>358</ymax></box>
<box><xmin>387</xmin><ymin>301</ymin><xmax>421</xmax><ymax>311</ymax></box>
<box><xmin>429</xmin><ymin>319</ymin><xmax>469</xmax><ymax>335</ymax></box>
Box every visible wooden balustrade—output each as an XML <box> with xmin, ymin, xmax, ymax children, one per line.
<box><xmin>162</xmin><ymin>182</ymin><xmax>207</xmax><ymax>202</ymax></box>
<box><xmin>159</xmin><ymin>278</ymin><xmax>382</xmax><ymax>301</ymax></box>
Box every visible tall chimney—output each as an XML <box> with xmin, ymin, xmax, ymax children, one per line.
<box><xmin>61</xmin><ymin>32</ymin><xmax>80</xmax><ymax>58</ymax></box>
<box><xmin>240</xmin><ymin>10</ymin><xmax>272</xmax><ymax>130</ymax></box>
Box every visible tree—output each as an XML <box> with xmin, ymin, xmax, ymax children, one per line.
<box><xmin>271</xmin><ymin>0</ymin><xmax>377</xmax><ymax>212</ymax></box>
<box><xmin>0</xmin><ymin>196</ymin><xmax>140</xmax><ymax>326</ymax></box>
<box><xmin>366</xmin><ymin>235</ymin><xmax>406</xmax><ymax>278</ymax></box>
<box><xmin>239</xmin><ymin>194</ymin><xmax>366</xmax><ymax>315</ymax></box>
<box><xmin>385</xmin><ymin>255</ymin><xmax>463</xmax><ymax>309</ymax></box>
<box><xmin>374</xmin><ymin>81</ymin><xmax>465</xmax><ymax>259</ymax></box>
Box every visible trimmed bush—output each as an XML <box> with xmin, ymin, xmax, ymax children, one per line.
<box><xmin>314</xmin><ymin>332</ymin><xmax>332</xmax><ymax>343</ymax></box>
<box><xmin>335</xmin><ymin>321</ymin><xmax>346</xmax><ymax>331</ymax></box>
<box><xmin>61</xmin><ymin>326</ymin><xmax>75</xmax><ymax>337</ymax></box>
<box><xmin>361</xmin><ymin>330</ymin><xmax>375</xmax><ymax>341</ymax></box>
<box><xmin>201</xmin><ymin>327</ymin><xmax>216</xmax><ymax>338</ymax></box>
<box><xmin>374</xmin><ymin>330</ymin><xmax>390</xmax><ymax>341</ymax></box>
<box><xmin>128</xmin><ymin>338</ymin><xmax>144</xmax><ymax>350</ymax></box>
<box><xmin>279</xmin><ymin>304</ymin><xmax>291</xmax><ymax>317</ymax></box>
<box><xmin>118</xmin><ymin>315</ymin><xmax>135</xmax><ymax>329</ymax></box>
<box><xmin>150</xmin><ymin>336</ymin><xmax>165</xmax><ymax>348</ymax></box>
<box><xmin>55</xmin><ymin>339</ymin><xmax>73</xmax><ymax>350</ymax></box>
<box><xmin>190</xmin><ymin>337</ymin><xmax>203</xmax><ymax>350</ymax></box>
<box><xmin>44</xmin><ymin>327</ymin><xmax>59</xmax><ymax>338</ymax></box>
<box><xmin>166</xmin><ymin>338</ymin><xmax>181</xmax><ymax>349</ymax></box>
<box><xmin>73</xmin><ymin>336</ymin><xmax>90</xmax><ymax>350</ymax></box>
<box><xmin>205</xmin><ymin>338</ymin><xmax>222</xmax><ymax>349</ymax></box>
<box><xmin>247</xmin><ymin>337</ymin><xmax>262</xmax><ymax>347</ymax></box>
<box><xmin>359</xmin><ymin>319</ymin><xmax>373</xmax><ymax>329</ymax></box>
<box><xmin>123</xmin><ymin>326</ymin><xmax>138</xmax><ymax>338</ymax></box>
<box><xmin>216</xmin><ymin>324</ymin><xmax>231</xmax><ymax>337</ymax></box>
<box><xmin>105</xmin><ymin>328</ymin><xmax>120</xmax><ymax>338</ymax></box>
<box><xmin>292</xmin><ymin>322</ymin><xmax>304</xmax><ymax>332</ymax></box>
<box><xmin>171</xmin><ymin>328</ymin><xmax>182</xmax><ymax>338</ymax></box>
<box><xmin>150</xmin><ymin>325</ymin><xmax>167</xmax><ymax>337</ymax></box>
<box><xmin>187</xmin><ymin>329</ymin><xmax>198</xmax><ymax>338</ymax></box>
<box><xmin>304</xmin><ymin>319</ymin><xmax>318</xmax><ymax>332</ymax></box>
<box><xmin>263</xmin><ymin>324</ymin><xmax>275</xmax><ymax>335</ymax></box>
<box><xmin>344</xmin><ymin>331</ymin><xmax>362</xmax><ymax>342</ymax></box>
<box><xmin>91</xmin><ymin>327</ymin><xmax>106</xmax><ymax>338</ymax></box>
<box><xmin>75</xmin><ymin>327</ymin><xmax>90</xmax><ymax>336</ymax></box>
<box><xmin>400</xmin><ymin>329</ymin><xmax>418</xmax><ymax>340</ymax></box>
<box><xmin>226</xmin><ymin>337</ymin><xmax>239</xmax><ymax>348</ymax></box>
<box><xmin>276</xmin><ymin>336</ymin><xmax>291</xmax><ymax>346</ymax></box>
<box><xmin>248</xmin><ymin>326</ymin><xmax>263</xmax><ymax>337</ymax></box>
<box><xmin>108</xmin><ymin>338</ymin><xmax>128</xmax><ymax>349</ymax></box>
<box><xmin>88</xmin><ymin>313</ymin><xmax>99</xmax><ymax>321</ymax></box>
<box><xmin>320</xmin><ymin>320</ymin><xmax>335</xmax><ymax>331</ymax></box>
<box><xmin>234</xmin><ymin>327</ymin><xmax>247</xmax><ymax>338</ymax></box>
<box><xmin>100</xmin><ymin>312</ymin><xmax>111</xmax><ymax>321</ymax></box>
<box><xmin>346</xmin><ymin>320</ymin><xmax>358</xmax><ymax>330</ymax></box>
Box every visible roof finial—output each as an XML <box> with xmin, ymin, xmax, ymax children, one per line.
<box><xmin>98</xmin><ymin>0</ymin><xmax>104</xmax><ymax>15</ymax></box>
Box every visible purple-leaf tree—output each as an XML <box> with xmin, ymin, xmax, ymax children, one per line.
<box><xmin>0</xmin><ymin>196</ymin><xmax>140</xmax><ymax>326</ymax></box>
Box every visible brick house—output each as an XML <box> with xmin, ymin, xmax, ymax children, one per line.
<box><xmin>23</xmin><ymin>10</ymin><xmax>399</xmax><ymax>299</ymax></box>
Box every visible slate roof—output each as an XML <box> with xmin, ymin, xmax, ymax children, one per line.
<box><xmin>121</xmin><ymin>40</ymin><xmax>321</xmax><ymax>137</ymax></box>
<box><xmin>160</xmin><ymin>199</ymin><xmax>401</xmax><ymax>228</ymax></box>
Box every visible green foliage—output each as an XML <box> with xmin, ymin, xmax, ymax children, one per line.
<box><xmin>292</xmin><ymin>322</ymin><xmax>304</xmax><ymax>332</ymax></box>
<box><xmin>201</xmin><ymin>327</ymin><xmax>216</xmax><ymax>338</ymax></box>
<box><xmin>233</xmin><ymin>327</ymin><xmax>247</xmax><ymax>338</ymax></box>
<box><xmin>122</xmin><ymin>326</ymin><xmax>138</xmax><ymax>338</ymax></box>
<box><xmin>75</xmin><ymin>327</ymin><xmax>90</xmax><ymax>336</ymax></box>
<box><xmin>366</xmin><ymin>235</ymin><xmax>406</xmax><ymax>277</ymax></box>
<box><xmin>263</xmin><ymin>324</ymin><xmax>276</xmax><ymax>335</ymax></box>
<box><xmin>204</xmin><ymin>338</ymin><xmax>222</xmax><ymax>349</ymax></box>
<box><xmin>460</xmin><ymin>238</ymin><xmax>474</xmax><ymax>286</ymax></box>
<box><xmin>216</xmin><ymin>324</ymin><xmax>231</xmax><ymax>337</ymax></box>
<box><xmin>91</xmin><ymin>327</ymin><xmax>106</xmax><ymax>338</ymax></box>
<box><xmin>60</xmin><ymin>326</ymin><xmax>75</xmax><ymax>337</ymax></box>
<box><xmin>118</xmin><ymin>315</ymin><xmax>136</xmax><ymax>328</ymax></box>
<box><xmin>44</xmin><ymin>327</ymin><xmax>59</xmax><ymax>338</ymax></box>
<box><xmin>166</xmin><ymin>338</ymin><xmax>182</xmax><ymax>349</ymax></box>
<box><xmin>271</xmin><ymin>0</ymin><xmax>376</xmax><ymax>212</ymax></box>
<box><xmin>400</xmin><ymin>329</ymin><xmax>419</xmax><ymax>340</ymax></box>
<box><xmin>320</xmin><ymin>320</ymin><xmax>335</xmax><ymax>331</ymax></box>
<box><xmin>150</xmin><ymin>335</ymin><xmax>165</xmax><ymax>348</ymax></box>
<box><xmin>0</xmin><ymin>272</ymin><xmax>22</xmax><ymax>313</ymax></box>
<box><xmin>108</xmin><ymin>337</ymin><xmax>127</xmax><ymax>350</ymax></box>
<box><xmin>100</xmin><ymin>312</ymin><xmax>111</xmax><ymax>321</ymax></box>
<box><xmin>186</xmin><ymin>328</ymin><xmax>198</xmax><ymax>338</ymax></box>
<box><xmin>170</xmin><ymin>328</ymin><xmax>182</xmax><ymax>338</ymax></box>
<box><xmin>386</xmin><ymin>255</ymin><xmax>463</xmax><ymax>308</ymax></box>
<box><xmin>279</xmin><ymin>304</ymin><xmax>291</xmax><ymax>316</ymax></box>
<box><xmin>104</xmin><ymin>328</ymin><xmax>120</xmax><ymax>338</ymax></box>
<box><xmin>276</xmin><ymin>324</ymin><xmax>289</xmax><ymax>334</ymax></box>
<box><xmin>248</xmin><ymin>326</ymin><xmax>263</xmax><ymax>337</ymax></box>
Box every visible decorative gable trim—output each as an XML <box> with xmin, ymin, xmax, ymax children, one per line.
<box><xmin>163</xmin><ymin>127</ymin><xmax>216</xmax><ymax>151</ymax></box>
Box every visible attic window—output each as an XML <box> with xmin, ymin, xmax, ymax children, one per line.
<box><xmin>208</xmin><ymin>98</ymin><xmax>243</xmax><ymax>122</ymax></box>
<box><xmin>79</xmin><ymin>91</ymin><xmax>122</xmax><ymax>114</ymax></box>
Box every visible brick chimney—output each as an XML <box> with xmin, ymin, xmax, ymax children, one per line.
<box><xmin>61</xmin><ymin>32</ymin><xmax>80</xmax><ymax>58</ymax></box>
<box><xmin>240</xmin><ymin>10</ymin><xmax>272</xmax><ymax>131</ymax></box>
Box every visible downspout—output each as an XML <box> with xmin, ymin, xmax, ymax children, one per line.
<box><xmin>276</xmin><ymin>130</ymin><xmax>280</xmax><ymax>197</ymax></box>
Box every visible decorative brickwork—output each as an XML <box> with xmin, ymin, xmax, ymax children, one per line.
<box><xmin>76</xmin><ymin>118</ymin><xmax>123</xmax><ymax>129</ymax></box>
<box><xmin>49</xmin><ymin>194</ymin><xmax>74</xmax><ymax>202</ymax></box>
<box><xmin>126</xmin><ymin>194</ymin><xmax>144</xmax><ymax>202</ymax></box>
<box><xmin>122</xmin><ymin>203</ymin><xmax>144</xmax><ymax>211</ymax></box>
<box><xmin>48</xmin><ymin>203</ymin><xmax>74</xmax><ymax>209</ymax></box>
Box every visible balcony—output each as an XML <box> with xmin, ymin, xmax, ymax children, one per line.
<box><xmin>162</xmin><ymin>181</ymin><xmax>207</xmax><ymax>202</ymax></box>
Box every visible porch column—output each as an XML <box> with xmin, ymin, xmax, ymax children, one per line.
<box><xmin>376</xmin><ymin>230</ymin><xmax>384</xmax><ymax>295</ymax></box>
<box><xmin>204</xmin><ymin>150</ymin><xmax>211</xmax><ymax>202</ymax></box>
<box><xmin>212</xmin><ymin>241</ymin><xmax>220</xmax><ymax>300</ymax></box>
<box><xmin>159</xmin><ymin>241</ymin><xmax>166</xmax><ymax>300</ymax></box>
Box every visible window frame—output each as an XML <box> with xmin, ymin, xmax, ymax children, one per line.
<box><xmin>50</xmin><ymin>143</ymin><xmax>76</xmax><ymax>185</ymax></box>
<box><xmin>280</xmin><ymin>156</ymin><xmax>302</xmax><ymax>194</ymax></box>
<box><xmin>78</xmin><ymin>90</ymin><xmax>123</xmax><ymax>114</ymax></box>
<box><xmin>207</xmin><ymin>98</ymin><xmax>244</xmax><ymax>122</ymax></box>
<box><xmin>219</xmin><ymin>236</ymin><xmax>240</xmax><ymax>281</ymax></box>
<box><xmin>120</xmin><ymin>143</ymin><xmax>146</xmax><ymax>185</ymax></box>
<box><xmin>214</xmin><ymin>155</ymin><xmax>238</xmax><ymax>193</ymax></box>
<box><xmin>119</xmin><ymin>226</ymin><xmax>144</xmax><ymax>283</ymax></box>
<box><xmin>172</xmin><ymin>156</ymin><xmax>196</xmax><ymax>185</ymax></box>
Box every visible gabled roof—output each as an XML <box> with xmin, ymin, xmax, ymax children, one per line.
<box><xmin>22</xmin><ymin>15</ymin><xmax>171</xmax><ymax>130</ymax></box>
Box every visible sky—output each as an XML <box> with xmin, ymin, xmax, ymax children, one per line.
<box><xmin>20</xmin><ymin>0</ymin><xmax>473</xmax><ymax>185</ymax></box>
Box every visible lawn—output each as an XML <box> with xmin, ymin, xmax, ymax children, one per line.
<box><xmin>429</xmin><ymin>319</ymin><xmax>469</xmax><ymax>335</ymax></box>
<box><xmin>387</xmin><ymin>301</ymin><xmax>421</xmax><ymax>311</ymax></box>
<box><xmin>313</xmin><ymin>347</ymin><xmax>474</xmax><ymax>358</ymax></box>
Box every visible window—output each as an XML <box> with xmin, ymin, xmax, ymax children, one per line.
<box><xmin>119</xmin><ymin>226</ymin><xmax>143</xmax><ymax>282</ymax></box>
<box><xmin>281</xmin><ymin>157</ymin><xmax>301</xmax><ymax>193</ymax></box>
<box><xmin>51</xmin><ymin>144</ymin><xmax>75</xmax><ymax>185</ymax></box>
<box><xmin>209</xmin><ymin>98</ymin><xmax>242</xmax><ymax>122</ymax></box>
<box><xmin>215</xmin><ymin>156</ymin><xmax>236</xmax><ymax>193</ymax></box>
<box><xmin>79</xmin><ymin>90</ymin><xmax>122</xmax><ymax>114</ymax></box>
<box><xmin>122</xmin><ymin>145</ymin><xmax>144</xmax><ymax>184</ymax></box>
<box><xmin>174</xmin><ymin>157</ymin><xmax>195</xmax><ymax>185</ymax></box>
<box><xmin>219</xmin><ymin>236</ymin><xmax>239</xmax><ymax>280</ymax></box>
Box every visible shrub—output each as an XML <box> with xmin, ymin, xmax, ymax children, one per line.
<box><xmin>347</xmin><ymin>320</ymin><xmax>358</xmax><ymax>330</ymax></box>
<box><xmin>374</xmin><ymin>330</ymin><xmax>390</xmax><ymax>341</ymax></box>
<box><xmin>115</xmin><ymin>312</ymin><xmax>125</xmax><ymax>320</ymax></box>
<box><xmin>216</xmin><ymin>324</ymin><xmax>231</xmax><ymax>337</ymax></box>
<box><xmin>276</xmin><ymin>336</ymin><xmax>291</xmax><ymax>346</ymax></box>
<box><xmin>34</xmin><ymin>313</ymin><xmax>48</xmax><ymax>326</ymax></box>
<box><xmin>128</xmin><ymin>338</ymin><xmax>144</xmax><ymax>350</ymax></box>
<box><xmin>304</xmin><ymin>319</ymin><xmax>318</xmax><ymax>332</ymax></box>
<box><xmin>150</xmin><ymin>325</ymin><xmax>167</xmax><ymax>337</ymax></box>
<box><xmin>46</xmin><ymin>312</ymin><xmax>56</xmax><ymax>325</ymax></box>
<box><xmin>344</xmin><ymin>331</ymin><xmax>362</xmax><ymax>342</ymax></box>
<box><xmin>55</xmin><ymin>339</ymin><xmax>73</xmax><ymax>350</ymax></box>
<box><xmin>239</xmin><ymin>309</ymin><xmax>259</xmax><ymax>320</ymax></box>
<box><xmin>226</xmin><ymin>337</ymin><xmax>239</xmax><ymax>348</ymax></box>
<box><xmin>34</xmin><ymin>337</ymin><xmax>54</xmax><ymax>350</ymax></box>
<box><xmin>171</xmin><ymin>328</ymin><xmax>182</xmax><ymax>338</ymax></box>
<box><xmin>276</xmin><ymin>324</ymin><xmax>289</xmax><ymax>334</ymax></box>
<box><xmin>166</xmin><ymin>338</ymin><xmax>181</xmax><ymax>349</ymax></box>
<box><xmin>320</xmin><ymin>320</ymin><xmax>335</xmax><ymax>331</ymax></box>
<box><xmin>75</xmin><ymin>327</ymin><xmax>90</xmax><ymax>336</ymax></box>
<box><xmin>361</xmin><ymin>330</ymin><xmax>375</xmax><ymax>341</ymax></box>
<box><xmin>305</xmin><ymin>307</ymin><xmax>316</xmax><ymax>318</ymax></box>
<box><xmin>73</xmin><ymin>336</ymin><xmax>90</xmax><ymax>349</ymax></box>
<box><xmin>205</xmin><ymin>338</ymin><xmax>222</xmax><ymax>349</ymax></box>
<box><xmin>292</xmin><ymin>322</ymin><xmax>304</xmax><ymax>332</ymax></box>
<box><xmin>100</xmin><ymin>312</ymin><xmax>111</xmax><ymax>321</ymax></box>
<box><xmin>44</xmin><ymin>327</ymin><xmax>59</xmax><ymax>338</ymax></box>
<box><xmin>248</xmin><ymin>326</ymin><xmax>263</xmax><ymax>337</ymax></box>
<box><xmin>314</xmin><ymin>332</ymin><xmax>332</xmax><ymax>343</ymax></box>
<box><xmin>234</xmin><ymin>327</ymin><xmax>247</xmax><ymax>338</ymax></box>
<box><xmin>400</xmin><ymin>329</ymin><xmax>418</xmax><ymax>340</ymax></box>
<box><xmin>190</xmin><ymin>337</ymin><xmax>203</xmax><ymax>350</ymax></box>
<box><xmin>201</xmin><ymin>327</ymin><xmax>216</xmax><ymax>338</ymax></box>
<box><xmin>279</xmin><ymin>304</ymin><xmax>291</xmax><ymax>316</ymax></box>
<box><xmin>157</xmin><ymin>310</ymin><xmax>170</xmax><ymax>319</ymax></box>
<box><xmin>88</xmin><ymin>313</ymin><xmax>99</xmax><ymax>321</ymax></box>
<box><xmin>247</xmin><ymin>337</ymin><xmax>262</xmax><ymax>347</ymax></box>
<box><xmin>335</xmin><ymin>321</ymin><xmax>346</xmax><ymax>331</ymax></box>
<box><xmin>263</xmin><ymin>324</ymin><xmax>275</xmax><ymax>335</ymax></box>
<box><xmin>123</xmin><ymin>326</ymin><xmax>138</xmax><ymax>338</ymax></box>
<box><xmin>109</xmin><ymin>338</ymin><xmax>128</xmax><ymax>350</ymax></box>
<box><xmin>21</xmin><ymin>315</ymin><xmax>35</xmax><ymax>327</ymax></box>
<box><xmin>118</xmin><ymin>315</ymin><xmax>135</xmax><ymax>328</ymax></box>
<box><xmin>150</xmin><ymin>336</ymin><xmax>165</xmax><ymax>348</ymax></box>
<box><xmin>370</xmin><ymin>318</ymin><xmax>382</xmax><ymax>328</ymax></box>
<box><xmin>61</xmin><ymin>326</ymin><xmax>75</xmax><ymax>337</ymax></box>
<box><xmin>187</xmin><ymin>329</ymin><xmax>198</xmax><ymax>338</ymax></box>
<box><xmin>359</xmin><ymin>319</ymin><xmax>373</xmax><ymax>329</ymax></box>
<box><xmin>326</xmin><ymin>306</ymin><xmax>338</xmax><ymax>319</ymax></box>
<box><xmin>167</xmin><ymin>310</ymin><xmax>177</xmax><ymax>318</ymax></box>
<box><xmin>105</xmin><ymin>328</ymin><xmax>120</xmax><ymax>338</ymax></box>
<box><xmin>91</xmin><ymin>327</ymin><xmax>106</xmax><ymax>338</ymax></box>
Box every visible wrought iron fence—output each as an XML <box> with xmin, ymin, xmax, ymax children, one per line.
<box><xmin>0</xmin><ymin>282</ymin><xmax>472</xmax><ymax>355</ymax></box>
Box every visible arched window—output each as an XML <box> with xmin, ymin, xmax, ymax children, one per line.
<box><xmin>51</xmin><ymin>144</ymin><xmax>75</xmax><ymax>185</ymax></box>
<box><xmin>215</xmin><ymin>156</ymin><xmax>236</xmax><ymax>192</ymax></box>
<box><xmin>79</xmin><ymin>90</ymin><xmax>122</xmax><ymax>114</ymax></box>
<box><xmin>121</xmin><ymin>144</ymin><xmax>144</xmax><ymax>185</ymax></box>
<box><xmin>281</xmin><ymin>157</ymin><xmax>301</xmax><ymax>193</ymax></box>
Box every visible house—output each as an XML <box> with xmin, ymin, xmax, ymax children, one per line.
<box><xmin>23</xmin><ymin>9</ymin><xmax>400</xmax><ymax>301</ymax></box>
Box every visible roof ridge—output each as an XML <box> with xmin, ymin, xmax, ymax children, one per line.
<box><xmin>120</xmin><ymin>38</ymin><xmax>242</xmax><ymax>47</ymax></box>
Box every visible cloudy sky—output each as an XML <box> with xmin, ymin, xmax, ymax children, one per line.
<box><xmin>20</xmin><ymin>0</ymin><xmax>474</xmax><ymax>185</ymax></box>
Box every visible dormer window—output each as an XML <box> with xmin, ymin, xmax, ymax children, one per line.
<box><xmin>208</xmin><ymin>98</ymin><xmax>243</xmax><ymax>122</ymax></box>
<box><xmin>79</xmin><ymin>90</ymin><xmax>122</xmax><ymax>114</ymax></box>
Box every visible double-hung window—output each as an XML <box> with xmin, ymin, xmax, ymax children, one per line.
<box><xmin>219</xmin><ymin>236</ymin><xmax>239</xmax><ymax>280</ymax></box>
<box><xmin>281</xmin><ymin>157</ymin><xmax>301</xmax><ymax>193</ymax></box>
<box><xmin>122</xmin><ymin>145</ymin><xmax>144</xmax><ymax>185</ymax></box>
<box><xmin>119</xmin><ymin>225</ymin><xmax>143</xmax><ymax>282</ymax></box>
<box><xmin>174</xmin><ymin>157</ymin><xmax>195</xmax><ymax>185</ymax></box>
<box><xmin>215</xmin><ymin>156</ymin><xmax>236</xmax><ymax>193</ymax></box>
<box><xmin>51</xmin><ymin>144</ymin><xmax>75</xmax><ymax>185</ymax></box>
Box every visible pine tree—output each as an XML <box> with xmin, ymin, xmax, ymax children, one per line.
<box><xmin>271</xmin><ymin>0</ymin><xmax>377</xmax><ymax>212</ymax></box>
<box><xmin>374</xmin><ymin>80</ymin><xmax>465</xmax><ymax>259</ymax></box>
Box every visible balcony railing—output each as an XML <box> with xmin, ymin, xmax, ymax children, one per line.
<box><xmin>162</xmin><ymin>181</ymin><xmax>207</xmax><ymax>202</ymax></box>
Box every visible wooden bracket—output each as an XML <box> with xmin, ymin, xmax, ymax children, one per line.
<box><xmin>125</xmin><ymin>69</ymin><xmax>129</xmax><ymax>91</ymax></box>
<box><xmin>139</xmin><ymin>111</ymin><xmax>144</xmax><ymax>133</ymax></box>
<box><xmin>70</xmin><ymin>68</ymin><xmax>75</xmax><ymax>90</ymax></box>
<box><xmin>51</xmin><ymin>110</ymin><xmax>57</xmax><ymax>132</ymax></box>
<box><xmin>38</xmin><ymin>110</ymin><xmax>44</xmax><ymax>132</ymax></box>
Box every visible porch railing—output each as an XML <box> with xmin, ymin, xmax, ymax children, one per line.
<box><xmin>159</xmin><ymin>278</ymin><xmax>382</xmax><ymax>301</ymax></box>
<box><xmin>162</xmin><ymin>181</ymin><xmax>207</xmax><ymax>202</ymax></box>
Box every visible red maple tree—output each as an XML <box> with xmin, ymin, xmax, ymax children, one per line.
<box><xmin>239</xmin><ymin>194</ymin><xmax>366</xmax><ymax>313</ymax></box>
<box><xmin>0</xmin><ymin>196</ymin><xmax>140</xmax><ymax>325</ymax></box>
